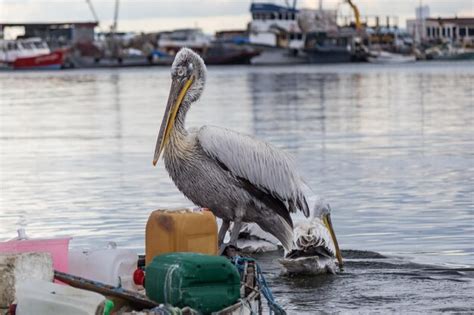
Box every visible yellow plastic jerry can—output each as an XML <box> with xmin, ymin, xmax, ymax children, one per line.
<box><xmin>145</xmin><ymin>208</ymin><xmax>218</xmax><ymax>265</ymax></box>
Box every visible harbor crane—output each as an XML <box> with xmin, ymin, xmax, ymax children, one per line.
<box><xmin>346</xmin><ymin>0</ymin><xmax>362</xmax><ymax>31</ymax></box>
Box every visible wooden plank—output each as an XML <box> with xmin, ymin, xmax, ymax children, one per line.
<box><xmin>214</xmin><ymin>291</ymin><xmax>261</xmax><ymax>315</ymax></box>
<box><xmin>54</xmin><ymin>271</ymin><xmax>159</xmax><ymax>310</ymax></box>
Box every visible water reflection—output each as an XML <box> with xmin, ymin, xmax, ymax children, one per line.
<box><xmin>1</xmin><ymin>64</ymin><xmax>473</xmax><ymax>264</ymax></box>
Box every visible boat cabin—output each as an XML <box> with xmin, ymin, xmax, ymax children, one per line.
<box><xmin>0</xmin><ymin>38</ymin><xmax>50</xmax><ymax>63</ymax></box>
<box><xmin>157</xmin><ymin>28</ymin><xmax>211</xmax><ymax>55</ymax></box>
<box><xmin>249</xmin><ymin>2</ymin><xmax>304</xmax><ymax>49</ymax></box>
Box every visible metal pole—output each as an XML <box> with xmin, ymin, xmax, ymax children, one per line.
<box><xmin>111</xmin><ymin>0</ymin><xmax>120</xmax><ymax>61</ymax></box>
<box><xmin>113</xmin><ymin>0</ymin><xmax>119</xmax><ymax>33</ymax></box>
<box><xmin>85</xmin><ymin>0</ymin><xmax>99</xmax><ymax>23</ymax></box>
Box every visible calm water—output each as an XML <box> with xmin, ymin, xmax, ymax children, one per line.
<box><xmin>0</xmin><ymin>62</ymin><xmax>473</xmax><ymax>313</ymax></box>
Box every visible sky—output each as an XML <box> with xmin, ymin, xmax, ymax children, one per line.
<box><xmin>0</xmin><ymin>0</ymin><xmax>473</xmax><ymax>37</ymax></box>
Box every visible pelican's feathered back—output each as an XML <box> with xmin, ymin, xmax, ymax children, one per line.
<box><xmin>197</xmin><ymin>125</ymin><xmax>310</xmax><ymax>222</ymax></box>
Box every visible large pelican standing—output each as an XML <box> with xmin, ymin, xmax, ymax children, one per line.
<box><xmin>152</xmin><ymin>48</ymin><xmax>342</xmax><ymax>265</ymax></box>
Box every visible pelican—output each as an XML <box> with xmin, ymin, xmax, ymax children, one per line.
<box><xmin>152</xmin><ymin>48</ymin><xmax>341</xmax><ymax>262</ymax></box>
<box><xmin>280</xmin><ymin>199</ymin><xmax>343</xmax><ymax>274</ymax></box>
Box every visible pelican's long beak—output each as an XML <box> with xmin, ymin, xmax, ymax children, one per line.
<box><xmin>153</xmin><ymin>77</ymin><xmax>194</xmax><ymax>166</ymax></box>
<box><xmin>323</xmin><ymin>213</ymin><xmax>344</xmax><ymax>271</ymax></box>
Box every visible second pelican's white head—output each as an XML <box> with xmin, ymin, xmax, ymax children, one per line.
<box><xmin>313</xmin><ymin>199</ymin><xmax>343</xmax><ymax>270</ymax></box>
<box><xmin>153</xmin><ymin>48</ymin><xmax>207</xmax><ymax>166</ymax></box>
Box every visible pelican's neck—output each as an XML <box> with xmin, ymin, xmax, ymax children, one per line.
<box><xmin>164</xmin><ymin>100</ymin><xmax>192</xmax><ymax>162</ymax></box>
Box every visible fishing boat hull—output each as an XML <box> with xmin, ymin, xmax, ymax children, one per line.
<box><xmin>428</xmin><ymin>52</ymin><xmax>474</xmax><ymax>61</ymax></box>
<box><xmin>250</xmin><ymin>47</ymin><xmax>307</xmax><ymax>65</ymax></box>
<box><xmin>13</xmin><ymin>51</ymin><xmax>64</xmax><ymax>70</ymax></box>
<box><xmin>204</xmin><ymin>48</ymin><xmax>260</xmax><ymax>65</ymax></box>
<box><xmin>305</xmin><ymin>49</ymin><xmax>353</xmax><ymax>63</ymax></box>
<box><xmin>214</xmin><ymin>291</ymin><xmax>261</xmax><ymax>315</ymax></box>
<box><xmin>368</xmin><ymin>51</ymin><xmax>416</xmax><ymax>64</ymax></box>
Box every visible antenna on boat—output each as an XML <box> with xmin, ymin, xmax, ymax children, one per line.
<box><xmin>112</xmin><ymin>0</ymin><xmax>120</xmax><ymax>34</ymax></box>
<box><xmin>284</xmin><ymin>0</ymin><xmax>297</xmax><ymax>9</ymax></box>
<box><xmin>285</xmin><ymin>0</ymin><xmax>296</xmax><ymax>10</ymax></box>
<box><xmin>110</xmin><ymin>0</ymin><xmax>121</xmax><ymax>61</ymax></box>
<box><xmin>85</xmin><ymin>0</ymin><xmax>100</xmax><ymax>24</ymax></box>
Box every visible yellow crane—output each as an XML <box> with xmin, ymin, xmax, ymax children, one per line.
<box><xmin>346</xmin><ymin>0</ymin><xmax>361</xmax><ymax>31</ymax></box>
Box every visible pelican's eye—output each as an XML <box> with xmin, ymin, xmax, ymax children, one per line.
<box><xmin>177</xmin><ymin>68</ymin><xmax>185</xmax><ymax>77</ymax></box>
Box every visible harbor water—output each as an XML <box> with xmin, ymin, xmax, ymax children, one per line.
<box><xmin>0</xmin><ymin>61</ymin><xmax>473</xmax><ymax>313</ymax></box>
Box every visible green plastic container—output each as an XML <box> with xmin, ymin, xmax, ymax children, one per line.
<box><xmin>145</xmin><ymin>252</ymin><xmax>240</xmax><ymax>314</ymax></box>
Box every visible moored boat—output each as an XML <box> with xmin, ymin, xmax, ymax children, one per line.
<box><xmin>304</xmin><ymin>32</ymin><xmax>355</xmax><ymax>63</ymax></box>
<box><xmin>13</xmin><ymin>50</ymin><xmax>64</xmax><ymax>70</ymax></box>
<box><xmin>157</xmin><ymin>28</ymin><xmax>260</xmax><ymax>65</ymax></box>
<box><xmin>204</xmin><ymin>43</ymin><xmax>260</xmax><ymax>65</ymax></box>
<box><xmin>368</xmin><ymin>50</ymin><xmax>416</xmax><ymax>63</ymax></box>
<box><xmin>249</xmin><ymin>46</ymin><xmax>307</xmax><ymax>65</ymax></box>
<box><xmin>248</xmin><ymin>2</ymin><xmax>308</xmax><ymax>65</ymax></box>
<box><xmin>0</xmin><ymin>38</ymin><xmax>64</xmax><ymax>70</ymax></box>
<box><xmin>248</xmin><ymin>1</ymin><xmax>368</xmax><ymax>64</ymax></box>
<box><xmin>425</xmin><ymin>44</ymin><xmax>474</xmax><ymax>61</ymax></box>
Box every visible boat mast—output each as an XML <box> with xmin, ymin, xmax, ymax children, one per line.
<box><xmin>284</xmin><ymin>0</ymin><xmax>297</xmax><ymax>10</ymax></box>
<box><xmin>110</xmin><ymin>0</ymin><xmax>120</xmax><ymax>61</ymax></box>
<box><xmin>85</xmin><ymin>0</ymin><xmax>99</xmax><ymax>24</ymax></box>
<box><xmin>112</xmin><ymin>0</ymin><xmax>120</xmax><ymax>34</ymax></box>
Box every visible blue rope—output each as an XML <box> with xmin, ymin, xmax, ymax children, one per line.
<box><xmin>231</xmin><ymin>256</ymin><xmax>286</xmax><ymax>315</ymax></box>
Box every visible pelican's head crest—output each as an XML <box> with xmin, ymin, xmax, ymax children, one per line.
<box><xmin>170</xmin><ymin>48</ymin><xmax>207</xmax><ymax>103</ymax></box>
<box><xmin>313</xmin><ymin>197</ymin><xmax>331</xmax><ymax>219</ymax></box>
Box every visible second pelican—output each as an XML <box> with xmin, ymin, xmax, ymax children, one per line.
<box><xmin>280</xmin><ymin>199</ymin><xmax>343</xmax><ymax>274</ymax></box>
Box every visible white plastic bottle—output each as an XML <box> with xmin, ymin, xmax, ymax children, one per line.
<box><xmin>68</xmin><ymin>242</ymin><xmax>138</xmax><ymax>290</ymax></box>
<box><xmin>16</xmin><ymin>279</ymin><xmax>108</xmax><ymax>315</ymax></box>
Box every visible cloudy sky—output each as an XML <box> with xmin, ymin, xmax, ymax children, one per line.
<box><xmin>1</xmin><ymin>0</ymin><xmax>472</xmax><ymax>35</ymax></box>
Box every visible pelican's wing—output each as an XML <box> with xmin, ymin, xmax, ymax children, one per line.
<box><xmin>197</xmin><ymin>125</ymin><xmax>310</xmax><ymax>226</ymax></box>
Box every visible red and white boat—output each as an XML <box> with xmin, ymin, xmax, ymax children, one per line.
<box><xmin>0</xmin><ymin>38</ymin><xmax>64</xmax><ymax>70</ymax></box>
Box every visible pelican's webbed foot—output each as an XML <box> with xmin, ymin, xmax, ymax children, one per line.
<box><xmin>218</xmin><ymin>219</ymin><xmax>230</xmax><ymax>246</ymax></box>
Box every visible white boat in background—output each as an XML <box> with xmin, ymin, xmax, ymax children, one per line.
<box><xmin>158</xmin><ymin>28</ymin><xmax>211</xmax><ymax>55</ymax></box>
<box><xmin>155</xmin><ymin>28</ymin><xmax>259</xmax><ymax>65</ymax></box>
<box><xmin>248</xmin><ymin>2</ymin><xmax>366</xmax><ymax>64</ymax></box>
<box><xmin>425</xmin><ymin>44</ymin><xmax>474</xmax><ymax>61</ymax></box>
<box><xmin>368</xmin><ymin>50</ymin><xmax>416</xmax><ymax>64</ymax></box>
<box><xmin>0</xmin><ymin>38</ymin><xmax>50</xmax><ymax>62</ymax></box>
<box><xmin>248</xmin><ymin>2</ymin><xmax>308</xmax><ymax>64</ymax></box>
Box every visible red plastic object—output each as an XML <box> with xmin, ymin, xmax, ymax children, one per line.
<box><xmin>9</xmin><ymin>303</ymin><xmax>16</xmax><ymax>315</ymax></box>
<box><xmin>133</xmin><ymin>268</ymin><xmax>145</xmax><ymax>286</ymax></box>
